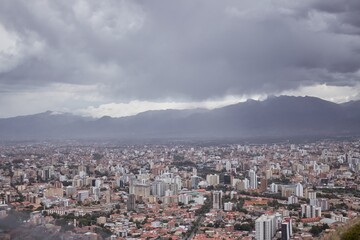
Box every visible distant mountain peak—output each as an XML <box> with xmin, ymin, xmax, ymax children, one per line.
<box><xmin>0</xmin><ymin>96</ymin><xmax>359</xmax><ymax>140</ymax></box>
<box><xmin>48</xmin><ymin>111</ymin><xmax>66</xmax><ymax>115</ymax></box>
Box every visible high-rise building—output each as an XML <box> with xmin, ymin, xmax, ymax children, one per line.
<box><xmin>295</xmin><ymin>183</ymin><xmax>303</xmax><ymax>197</ymax></box>
<box><xmin>206</xmin><ymin>174</ymin><xmax>220</xmax><ymax>186</ymax></box>
<box><xmin>169</xmin><ymin>183</ymin><xmax>179</xmax><ymax>195</ymax></box>
<box><xmin>265</xmin><ymin>169</ymin><xmax>272</xmax><ymax>179</ymax></box>
<box><xmin>191</xmin><ymin>176</ymin><xmax>202</xmax><ymax>189</ymax></box>
<box><xmin>260</xmin><ymin>178</ymin><xmax>268</xmax><ymax>192</ymax></box>
<box><xmin>152</xmin><ymin>180</ymin><xmax>166</xmax><ymax>197</ymax></box>
<box><xmin>249</xmin><ymin>170</ymin><xmax>258</xmax><ymax>189</ymax></box>
<box><xmin>315</xmin><ymin>198</ymin><xmax>329</xmax><ymax>211</ymax></box>
<box><xmin>175</xmin><ymin>175</ymin><xmax>182</xmax><ymax>190</ymax></box>
<box><xmin>225</xmin><ymin>160</ymin><xmax>232</xmax><ymax>171</ymax></box>
<box><xmin>91</xmin><ymin>186</ymin><xmax>100</xmax><ymax>201</ymax></box>
<box><xmin>281</xmin><ymin>218</ymin><xmax>293</xmax><ymax>240</ymax></box>
<box><xmin>127</xmin><ymin>194</ymin><xmax>136</xmax><ymax>211</ymax></box>
<box><xmin>270</xmin><ymin>183</ymin><xmax>278</xmax><ymax>193</ymax></box>
<box><xmin>308</xmin><ymin>190</ymin><xmax>317</xmax><ymax>206</ymax></box>
<box><xmin>288</xmin><ymin>195</ymin><xmax>298</xmax><ymax>204</ymax></box>
<box><xmin>223</xmin><ymin>174</ymin><xmax>231</xmax><ymax>185</ymax></box>
<box><xmin>95</xmin><ymin>179</ymin><xmax>102</xmax><ymax>188</ymax></box>
<box><xmin>255</xmin><ymin>214</ymin><xmax>277</xmax><ymax>240</ymax></box>
<box><xmin>91</xmin><ymin>179</ymin><xmax>96</xmax><ymax>187</ymax></box>
<box><xmin>301</xmin><ymin>204</ymin><xmax>321</xmax><ymax>218</ymax></box>
<box><xmin>130</xmin><ymin>182</ymin><xmax>151</xmax><ymax>199</ymax></box>
<box><xmin>178</xmin><ymin>194</ymin><xmax>192</xmax><ymax>205</ymax></box>
<box><xmin>224</xmin><ymin>202</ymin><xmax>233</xmax><ymax>211</ymax></box>
<box><xmin>42</xmin><ymin>168</ymin><xmax>51</xmax><ymax>181</ymax></box>
<box><xmin>212</xmin><ymin>191</ymin><xmax>223</xmax><ymax>210</ymax></box>
<box><xmin>243</xmin><ymin>178</ymin><xmax>250</xmax><ymax>189</ymax></box>
<box><xmin>78</xmin><ymin>190</ymin><xmax>89</xmax><ymax>202</ymax></box>
<box><xmin>65</xmin><ymin>186</ymin><xmax>76</xmax><ymax>197</ymax></box>
<box><xmin>281</xmin><ymin>185</ymin><xmax>296</xmax><ymax>197</ymax></box>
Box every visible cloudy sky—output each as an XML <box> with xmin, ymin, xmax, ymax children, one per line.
<box><xmin>0</xmin><ymin>0</ymin><xmax>360</xmax><ymax>118</ymax></box>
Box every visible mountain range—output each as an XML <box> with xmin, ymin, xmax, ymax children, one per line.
<box><xmin>1</xmin><ymin>96</ymin><xmax>360</xmax><ymax>141</ymax></box>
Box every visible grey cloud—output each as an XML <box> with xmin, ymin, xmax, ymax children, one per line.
<box><xmin>0</xmin><ymin>0</ymin><xmax>359</xmax><ymax>105</ymax></box>
<box><xmin>310</xmin><ymin>0</ymin><xmax>360</xmax><ymax>34</ymax></box>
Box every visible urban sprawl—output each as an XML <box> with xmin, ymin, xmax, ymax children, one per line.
<box><xmin>0</xmin><ymin>139</ymin><xmax>360</xmax><ymax>239</ymax></box>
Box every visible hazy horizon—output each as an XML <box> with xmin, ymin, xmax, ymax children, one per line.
<box><xmin>0</xmin><ymin>94</ymin><xmax>357</xmax><ymax>119</ymax></box>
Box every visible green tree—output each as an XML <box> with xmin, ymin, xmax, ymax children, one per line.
<box><xmin>341</xmin><ymin>223</ymin><xmax>360</xmax><ymax>240</ymax></box>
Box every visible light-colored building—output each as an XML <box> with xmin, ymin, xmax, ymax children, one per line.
<box><xmin>301</xmin><ymin>204</ymin><xmax>321</xmax><ymax>218</ymax></box>
<box><xmin>206</xmin><ymin>174</ymin><xmax>220</xmax><ymax>186</ymax></box>
<box><xmin>255</xmin><ymin>214</ymin><xmax>277</xmax><ymax>240</ymax></box>
<box><xmin>249</xmin><ymin>170</ymin><xmax>258</xmax><ymax>189</ymax></box>
<box><xmin>78</xmin><ymin>190</ymin><xmax>89</xmax><ymax>202</ymax></box>
<box><xmin>224</xmin><ymin>202</ymin><xmax>233</xmax><ymax>211</ymax></box>
<box><xmin>295</xmin><ymin>183</ymin><xmax>303</xmax><ymax>197</ymax></box>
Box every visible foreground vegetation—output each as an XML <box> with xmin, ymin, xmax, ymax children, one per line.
<box><xmin>341</xmin><ymin>223</ymin><xmax>360</xmax><ymax>240</ymax></box>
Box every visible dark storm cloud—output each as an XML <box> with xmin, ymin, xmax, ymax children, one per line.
<box><xmin>302</xmin><ymin>0</ymin><xmax>360</xmax><ymax>36</ymax></box>
<box><xmin>0</xmin><ymin>0</ymin><xmax>359</xmax><ymax>103</ymax></box>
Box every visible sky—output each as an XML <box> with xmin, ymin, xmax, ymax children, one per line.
<box><xmin>0</xmin><ymin>0</ymin><xmax>360</xmax><ymax>118</ymax></box>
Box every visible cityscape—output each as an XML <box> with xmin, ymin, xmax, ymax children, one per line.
<box><xmin>1</xmin><ymin>0</ymin><xmax>360</xmax><ymax>239</ymax></box>
<box><xmin>0</xmin><ymin>139</ymin><xmax>359</xmax><ymax>239</ymax></box>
